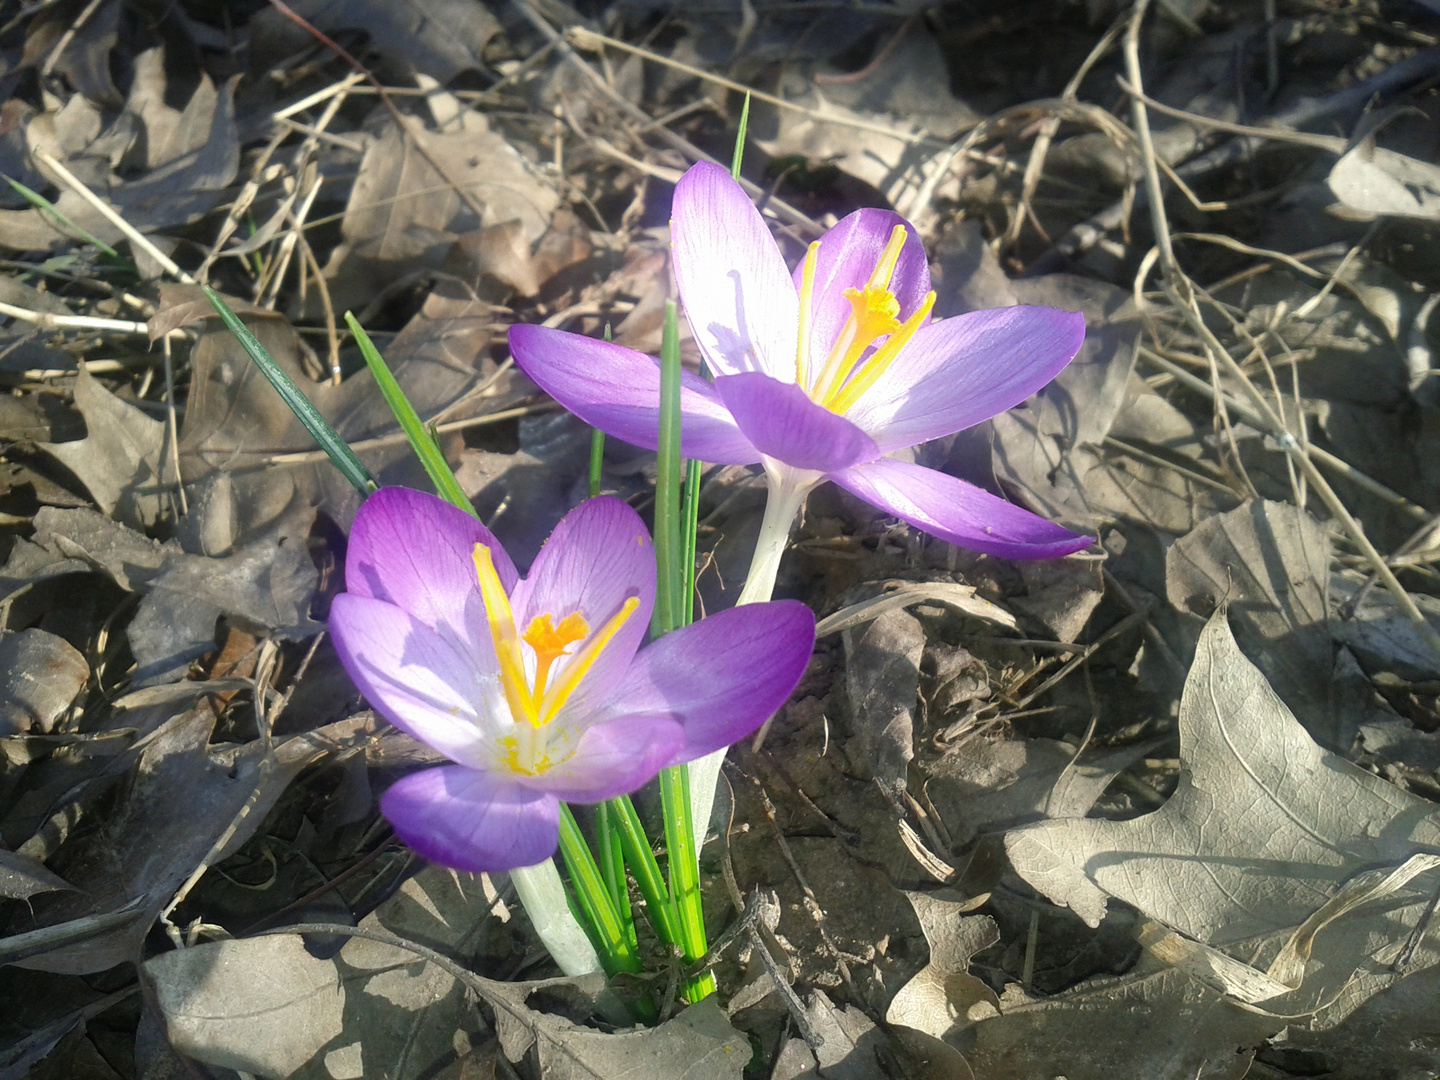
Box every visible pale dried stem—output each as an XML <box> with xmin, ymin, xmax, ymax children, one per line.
<box><xmin>1124</xmin><ymin>0</ymin><xmax>1440</xmax><ymax>660</ymax></box>
<box><xmin>200</xmin><ymin>128</ymin><xmax>288</xmax><ymax>280</ymax></box>
<box><xmin>258</xmin><ymin>404</ymin><xmax>554</xmax><ymax>467</ymax></box>
<box><xmin>1006</xmin><ymin>13</ymin><xmax>1126</xmax><ymax>248</ymax></box>
<box><xmin>39</xmin><ymin>0</ymin><xmax>104</xmax><ymax>78</ymax></box>
<box><xmin>161</xmin><ymin>335</ymin><xmax>187</xmax><ymax>516</ymax></box>
<box><xmin>0</xmin><ymin>298</ymin><xmax>183</xmax><ymax>337</ymax></box>
<box><xmin>272</xmin><ymin>70</ymin><xmax>367</xmax><ymax>121</ymax></box>
<box><xmin>259</xmin><ymin>166</ymin><xmax>324</xmax><ymax>305</ymax></box>
<box><xmin>33</xmin><ymin>149</ymin><xmax>196</xmax><ymax>284</ymax></box>
<box><xmin>291</xmin><ymin>218</ymin><xmax>340</xmax><ymax>381</ymax></box>
<box><xmin>566</xmin><ymin>24</ymin><xmax>943</xmax><ymax>147</ymax></box>
<box><xmin>248</xmin><ymin>86</ymin><xmax>353</xmax><ymax>300</ymax></box>
<box><xmin>1116</xmin><ymin>78</ymin><xmax>1346</xmax><ymax>153</ymax></box>
<box><xmin>514</xmin><ymin>0</ymin><xmax>822</xmax><ymax>236</ymax></box>
<box><xmin>905</xmin><ymin>96</ymin><xmax>1139</xmax><ymax>232</ymax></box>
<box><xmin>269</xmin><ymin>1</ymin><xmax>499</xmax><ymax>227</ymax></box>
<box><xmin>1135</xmin><ymin>347</ymin><xmax>1429</xmax><ymax>524</ymax></box>
<box><xmin>589</xmin><ymin>138</ymin><xmax>684</xmax><ymax>184</ymax></box>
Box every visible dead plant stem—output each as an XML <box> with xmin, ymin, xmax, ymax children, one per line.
<box><xmin>513</xmin><ymin>0</ymin><xmax>822</xmax><ymax>235</ymax></box>
<box><xmin>1124</xmin><ymin>0</ymin><xmax>1440</xmax><ymax>661</ymax></box>
<box><xmin>33</xmin><ymin>150</ymin><xmax>196</xmax><ymax>283</ymax></box>
<box><xmin>565</xmin><ymin>24</ymin><xmax>942</xmax><ymax>148</ymax></box>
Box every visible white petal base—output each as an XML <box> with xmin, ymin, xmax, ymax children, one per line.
<box><xmin>509</xmin><ymin>859</ymin><xmax>601</xmax><ymax>976</ymax></box>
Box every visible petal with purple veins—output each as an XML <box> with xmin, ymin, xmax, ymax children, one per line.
<box><xmin>510</xmin><ymin>324</ymin><xmax>761</xmax><ymax>465</ymax></box>
<box><xmin>671</xmin><ymin>161</ymin><xmax>798</xmax><ymax>379</ymax></box>
<box><xmin>509</xmin><ymin>497</ymin><xmax>656</xmax><ymax>715</ymax></box>
<box><xmin>346</xmin><ymin>487</ymin><xmax>515</xmax><ymax>652</ymax></box>
<box><xmin>715</xmin><ymin>372</ymin><xmax>879</xmax><ymax>472</ymax></box>
<box><xmin>845</xmin><ymin>306</ymin><xmax>1087</xmax><ymax>453</ymax></box>
<box><xmin>329</xmin><ymin>594</ymin><xmax>506</xmax><ymax>766</ymax></box>
<box><xmin>515</xmin><ymin>715</ymin><xmax>685</xmax><ymax>802</ymax></box>
<box><xmin>591</xmin><ymin>600</ymin><xmax>815</xmax><ymax>761</ymax></box>
<box><xmin>831</xmin><ymin>457</ymin><xmax>1093</xmax><ymax>560</ymax></box>
<box><xmin>381</xmin><ymin>765</ymin><xmax>559</xmax><ymax>872</ymax></box>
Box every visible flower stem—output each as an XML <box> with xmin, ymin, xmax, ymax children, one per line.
<box><xmin>736</xmin><ymin>464</ymin><xmax>818</xmax><ymax>605</ymax></box>
<box><xmin>687</xmin><ymin>464</ymin><xmax>817</xmax><ymax>848</ymax></box>
<box><xmin>508</xmin><ymin>858</ymin><xmax>603</xmax><ymax>976</ymax></box>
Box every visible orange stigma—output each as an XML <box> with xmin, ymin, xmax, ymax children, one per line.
<box><xmin>521</xmin><ymin>611</ymin><xmax>590</xmax><ymax>697</ymax></box>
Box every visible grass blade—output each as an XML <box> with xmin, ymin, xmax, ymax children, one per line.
<box><xmin>4</xmin><ymin>174</ymin><xmax>122</xmax><ymax>259</ymax></box>
<box><xmin>730</xmin><ymin>92</ymin><xmax>751</xmax><ymax>179</ymax></box>
<box><xmin>203</xmin><ymin>287</ymin><xmax>374</xmax><ymax>496</ymax></box>
<box><xmin>345</xmin><ymin>311</ymin><xmax>475</xmax><ymax>516</ymax></box>
<box><xmin>652</xmin><ymin>299</ymin><xmax>684</xmax><ymax>636</ymax></box>
<box><xmin>556</xmin><ymin>805</ymin><xmax>642</xmax><ymax>978</ymax></box>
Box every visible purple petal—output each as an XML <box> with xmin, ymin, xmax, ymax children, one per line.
<box><xmin>516</xmin><ymin>715</ymin><xmax>685</xmax><ymax>802</ymax></box>
<box><xmin>510</xmin><ymin>324</ymin><xmax>761</xmax><ymax>465</ymax></box>
<box><xmin>381</xmin><ymin>765</ymin><xmax>559</xmax><ymax>872</ymax></box>
<box><xmin>671</xmin><ymin>161</ymin><xmax>798</xmax><ymax>379</ymax></box>
<box><xmin>831</xmin><ymin>458</ymin><xmax>1093</xmax><ymax>559</ymax></box>
<box><xmin>846</xmin><ymin>307</ymin><xmax>1086</xmax><ymax>453</ymax></box>
<box><xmin>797</xmin><ymin>208</ymin><xmax>930</xmax><ymax>381</ymax></box>
<box><xmin>347</xmin><ymin>487</ymin><xmax>517</xmax><ymax>651</ymax></box>
<box><xmin>509</xmin><ymin>497</ymin><xmax>656</xmax><ymax>716</ymax></box>
<box><xmin>715</xmin><ymin>373</ymin><xmax>879</xmax><ymax>472</ymax></box>
<box><xmin>329</xmin><ymin>594</ymin><xmax>505</xmax><ymax>767</ymax></box>
<box><xmin>592</xmin><ymin>600</ymin><xmax>815</xmax><ymax>761</ymax></box>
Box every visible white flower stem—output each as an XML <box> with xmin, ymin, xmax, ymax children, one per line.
<box><xmin>688</xmin><ymin>464</ymin><xmax>817</xmax><ymax>849</ymax></box>
<box><xmin>509</xmin><ymin>857</ymin><xmax>602</xmax><ymax>976</ymax></box>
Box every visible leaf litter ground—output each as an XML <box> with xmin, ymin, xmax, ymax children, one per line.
<box><xmin>2</xmin><ymin>1</ymin><xmax>1440</xmax><ymax>1077</ymax></box>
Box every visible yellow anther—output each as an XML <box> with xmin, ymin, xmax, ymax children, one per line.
<box><xmin>826</xmin><ymin>290</ymin><xmax>936</xmax><ymax>415</ymax></box>
<box><xmin>522</xmin><ymin>611</ymin><xmax>590</xmax><ymax>697</ymax></box>
<box><xmin>795</xmin><ymin>240</ymin><xmax>821</xmax><ymax>388</ymax></box>
<box><xmin>537</xmin><ymin>596</ymin><xmax>640</xmax><ymax>725</ymax></box>
<box><xmin>473</xmin><ymin>543</ymin><xmax>538</xmax><ymax>726</ymax></box>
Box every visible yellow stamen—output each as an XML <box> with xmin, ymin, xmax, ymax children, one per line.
<box><xmin>472</xmin><ymin>548</ymin><xmax>642</xmax><ymax>773</ymax></box>
<box><xmin>826</xmin><ymin>289</ymin><xmax>936</xmax><ymax>415</ymax></box>
<box><xmin>795</xmin><ymin>240</ymin><xmax>821</xmax><ymax>389</ymax></box>
<box><xmin>809</xmin><ymin>284</ymin><xmax>901</xmax><ymax>404</ymax></box>
<box><xmin>805</xmin><ymin>224</ymin><xmax>911</xmax><ymax>404</ymax></box>
<box><xmin>537</xmin><ymin>595</ymin><xmax>640</xmax><ymax>725</ymax></box>
<box><xmin>472</xmin><ymin>543</ymin><xmax>539</xmax><ymax>726</ymax></box>
<box><xmin>521</xmin><ymin>611</ymin><xmax>590</xmax><ymax>698</ymax></box>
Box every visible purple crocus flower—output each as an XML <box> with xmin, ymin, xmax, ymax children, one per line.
<box><xmin>510</xmin><ymin>161</ymin><xmax>1091</xmax><ymax>597</ymax></box>
<box><xmin>329</xmin><ymin>486</ymin><xmax>814</xmax><ymax>872</ymax></box>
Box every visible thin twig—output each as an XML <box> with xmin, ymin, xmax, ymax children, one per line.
<box><xmin>39</xmin><ymin>0</ymin><xmax>104</xmax><ymax>79</ymax></box>
<box><xmin>266</xmin><ymin>0</ymin><xmax>535</xmax><ymax>231</ymax></box>
<box><xmin>257</xmin><ymin>403</ymin><xmax>557</xmax><ymax>468</ymax></box>
<box><xmin>1123</xmin><ymin>0</ymin><xmax>1440</xmax><ymax>662</ymax></box>
<box><xmin>161</xmin><ymin>335</ymin><xmax>187</xmax><ymax>516</ymax></box>
<box><xmin>566</xmin><ymin>24</ymin><xmax>941</xmax><ymax>147</ymax></box>
<box><xmin>513</xmin><ymin>0</ymin><xmax>822</xmax><ymax>236</ymax></box>
<box><xmin>0</xmin><ymin>298</ymin><xmax>184</xmax><ymax>337</ymax></box>
<box><xmin>33</xmin><ymin>150</ymin><xmax>197</xmax><ymax>284</ymax></box>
